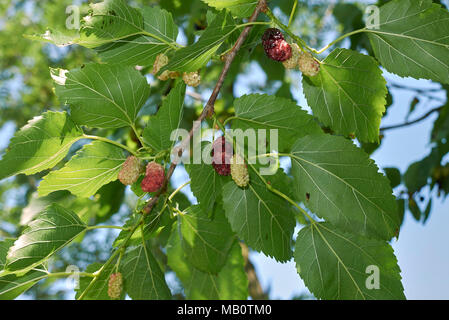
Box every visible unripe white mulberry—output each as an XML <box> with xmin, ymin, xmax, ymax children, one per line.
<box><xmin>231</xmin><ymin>154</ymin><xmax>249</xmax><ymax>188</ymax></box>
<box><xmin>118</xmin><ymin>156</ymin><xmax>143</xmax><ymax>186</ymax></box>
<box><xmin>152</xmin><ymin>54</ymin><xmax>180</xmax><ymax>81</ymax></box>
<box><xmin>108</xmin><ymin>272</ymin><xmax>123</xmax><ymax>300</ymax></box>
<box><xmin>182</xmin><ymin>71</ymin><xmax>201</xmax><ymax>87</ymax></box>
<box><xmin>282</xmin><ymin>43</ymin><xmax>301</xmax><ymax>69</ymax></box>
<box><xmin>152</xmin><ymin>54</ymin><xmax>168</xmax><ymax>75</ymax></box>
<box><xmin>298</xmin><ymin>51</ymin><xmax>320</xmax><ymax>77</ymax></box>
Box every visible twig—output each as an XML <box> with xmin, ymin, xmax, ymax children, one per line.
<box><xmin>380</xmin><ymin>106</ymin><xmax>444</xmax><ymax>131</ymax></box>
<box><xmin>388</xmin><ymin>82</ymin><xmax>445</xmax><ymax>103</ymax></box>
<box><xmin>142</xmin><ymin>0</ymin><xmax>267</xmax><ymax>215</ymax></box>
<box><xmin>240</xmin><ymin>243</ymin><xmax>269</xmax><ymax>300</ymax></box>
<box><xmin>288</xmin><ymin>0</ymin><xmax>298</xmax><ymax>28</ymax></box>
<box><xmin>388</xmin><ymin>81</ymin><xmax>443</xmax><ymax>93</ymax></box>
<box><xmin>204</xmin><ymin>0</ymin><xmax>267</xmax><ymax>117</ymax></box>
<box><xmin>186</xmin><ymin>90</ymin><xmax>205</xmax><ymax>102</ymax></box>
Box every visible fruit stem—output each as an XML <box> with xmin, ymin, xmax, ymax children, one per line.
<box><xmin>237</xmin><ymin>21</ymin><xmax>272</xmax><ymax>28</ymax></box>
<box><xmin>222</xmin><ymin>116</ymin><xmax>238</xmax><ymax>127</ymax></box>
<box><xmin>312</xmin><ymin>28</ymin><xmax>367</xmax><ymax>54</ymax></box>
<box><xmin>168</xmin><ymin>180</ymin><xmax>191</xmax><ymax>202</ymax></box>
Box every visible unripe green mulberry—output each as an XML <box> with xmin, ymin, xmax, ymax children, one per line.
<box><xmin>298</xmin><ymin>51</ymin><xmax>320</xmax><ymax>77</ymax></box>
<box><xmin>282</xmin><ymin>43</ymin><xmax>301</xmax><ymax>69</ymax></box>
<box><xmin>231</xmin><ymin>154</ymin><xmax>249</xmax><ymax>187</ymax></box>
<box><xmin>118</xmin><ymin>156</ymin><xmax>143</xmax><ymax>186</ymax></box>
<box><xmin>108</xmin><ymin>272</ymin><xmax>123</xmax><ymax>300</ymax></box>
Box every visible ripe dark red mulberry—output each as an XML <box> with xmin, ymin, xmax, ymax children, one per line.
<box><xmin>141</xmin><ymin>162</ymin><xmax>165</xmax><ymax>193</ymax></box>
<box><xmin>211</xmin><ymin>137</ymin><xmax>233</xmax><ymax>176</ymax></box>
<box><xmin>262</xmin><ymin>28</ymin><xmax>292</xmax><ymax>62</ymax></box>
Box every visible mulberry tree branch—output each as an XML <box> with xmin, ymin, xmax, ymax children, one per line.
<box><xmin>241</xmin><ymin>243</ymin><xmax>269</xmax><ymax>300</ymax></box>
<box><xmin>143</xmin><ymin>0</ymin><xmax>267</xmax><ymax>215</ymax></box>
<box><xmin>380</xmin><ymin>106</ymin><xmax>443</xmax><ymax>132</ymax></box>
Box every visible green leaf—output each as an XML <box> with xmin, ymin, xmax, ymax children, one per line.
<box><xmin>163</xmin><ymin>11</ymin><xmax>237</xmax><ymax>73</ymax></box>
<box><xmin>95</xmin><ymin>181</ymin><xmax>126</xmax><ymax>223</ymax></box>
<box><xmin>294</xmin><ymin>222</ymin><xmax>405</xmax><ymax>300</ymax></box>
<box><xmin>384</xmin><ymin>167</ymin><xmax>402</xmax><ymax>189</ymax></box>
<box><xmin>31</xmin><ymin>0</ymin><xmax>143</xmax><ymax>49</ymax></box>
<box><xmin>97</xmin><ymin>6</ymin><xmax>179</xmax><ymax>66</ymax></box>
<box><xmin>0</xmin><ymin>111</ymin><xmax>83</xmax><ymax>180</ymax></box>
<box><xmin>38</xmin><ymin>141</ymin><xmax>126</xmax><ymax>198</ymax></box>
<box><xmin>423</xmin><ymin>198</ymin><xmax>432</xmax><ymax>223</ymax></box>
<box><xmin>367</xmin><ymin>0</ymin><xmax>449</xmax><ymax>84</ymax></box>
<box><xmin>431</xmin><ymin>103</ymin><xmax>449</xmax><ymax>142</ymax></box>
<box><xmin>0</xmin><ymin>270</ymin><xmax>47</xmax><ymax>300</ymax></box>
<box><xmin>167</xmin><ymin>228</ymin><xmax>248</xmax><ymax>300</ymax></box>
<box><xmin>403</xmin><ymin>160</ymin><xmax>432</xmax><ymax>193</ymax></box>
<box><xmin>51</xmin><ymin>63</ymin><xmax>150</xmax><ymax>129</ymax></box>
<box><xmin>0</xmin><ymin>240</ymin><xmax>14</xmax><ymax>271</ymax></box>
<box><xmin>222</xmin><ymin>167</ymin><xmax>295</xmax><ymax>261</ymax></box>
<box><xmin>79</xmin><ymin>0</ymin><xmax>144</xmax><ymax>49</ymax></box>
<box><xmin>188</xmin><ymin>142</ymin><xmax>231</xmax><ymax>215</ymax></box>
<box><xmin>290</xmin><ymin>134</ymin><xmax>400</xmax><ymax>240</ymax></box>
<box><xmin>408</xmin><ymin>197</ymin><xmax>422</xmax><ymax>221</ymax></box>
<box><xmin>201</xmin><ymin>0</ymin><xmax>257</xmax><ymax>18</ymax></box>
<box><xmin>29</xmin><ymin>1</ymin><xmax>179</xmax><ymax>67</ymax></box>
<box><xmin>232</xmin><ymin>94</ymin><xmax>322</xmax><ymax>152</ymax></box>
<box><xmin>179</xmin><ymin>206</ymin><xmax>235</xmax><ymax>274</ymax></box>
<box><xmin>143</xmin><ymin>82</ymin><xmax>186</xmax><ymax>152</ymax></box>
<box><xmin>121</xmin><ymin>241</ymin><xmax>171</xmax><ymax>300</ymax></box>
<box><xmin>302</xmin><ymin>49</ymin><xmax>387</xmax><ymax>143</ymax></box>
<box><xmin>25</xmin><ymin>28</ymin><xmax>80</xmax><ymax>47</ymax></box>
<box><xmin>113</xmin><ymin>200</ymin><xmax>170</xmax><ymax>248</ymax></box>
<box><xmin>5</xmin><ymin>204</ymin><xmax>87</xmax><ymax>272</ymax></box>
<box><xmin>75</xmin><ymin>262</ymin><xmax>119</xmax><ymax>300</ymax></box>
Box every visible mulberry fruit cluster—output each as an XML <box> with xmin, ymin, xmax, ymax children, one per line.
<box><xmin>152</xmin><ymin>54</ymin><xmax>179</xmax><ymax>81</ymax></box>
<box><xmin>262</xmin><ymin>28</ymin><xmax>292</xmax><ymax>62</ymax></box>
<box><xmin>231</xmin><ymin>154</ymin><xmax>249</xmax><ymax>187</ymax></box>
<box><xmin>118</xmin><ymin>156</ymin><xmax>143</xmax><ymax>186</ymax></box>
<box><xmin>107</xmin><ymin>272</ymin><xmax>123</xmax><ymax>300</ymax></box>
<box><xmin>141</xmin><ymin>161</ymin><xmax>165</xmax><ymax>193</ymax></box>
<box><xmin>262</xmin><ymin>28</ymin><xmax>320</xmax><ymax>77</ymax></box>
<box><xmin>211</xmin><ymin>137</ymin><xmax>233</xmax><ymax>176</ymax></box>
